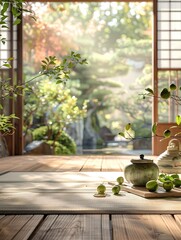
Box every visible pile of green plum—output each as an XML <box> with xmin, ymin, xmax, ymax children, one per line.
<box><xmin>146</xmin><ymin>173</ymin><xmax>181</xmax><ymax>192</ymax></box>
<box><xmin>96</xmin><ymin>176</ymin><xmax>124</xmax><ymax>196</ymax></box>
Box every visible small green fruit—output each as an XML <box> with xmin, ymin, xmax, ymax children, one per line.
<box><xmin>158</xmin><ymin>173</ymin><xmax>166</xmax><ymax>182</ymax></box>
<box><xmin>116</xmin><ymin>176</ymin><xmax>124</xmax><ymax>185</ymax></box>
<box><xmin>112</xmin><ymin>185</ymin><xmax>121</xmax><ymax>195</ymax></box>
<box><xmin>97</xmin><ymin>184</ymin><xmax>106</xmax><ymax>194</ymax></box>
<box><xmin>170</xmin><ymin>83</ymin><xmax>176</xmax><ymax>91</ymax></box>
<box><xmin>163</xmin><ymin>180</ymin><xmax>173</xmax><ymax>192</ymax></box>
<box><xmin>173</xmin><ymin>178</ymin><xmax>181</xmax><ymax>187</ymax></box>
<box><xmin>160</xmin><ymin>88</ymin><xmax>170</xmax><ymax>99</ymax></box>
<box><xmin>146</xmin><ymin>180</ymin><xmax>158</xmax><ymax>192</ymax></box>
<box><xmin>170</xmin><ymin>174</ymin><xmax>179</xmax><ymax>179</ymax></box>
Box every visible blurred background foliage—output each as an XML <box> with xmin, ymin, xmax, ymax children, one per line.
<box><xmin>23</xmin><ymin>2</ymin><xmax>153</xmax><ymax>153</ymax></box>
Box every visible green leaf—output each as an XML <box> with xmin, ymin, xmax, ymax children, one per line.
<box><xmin>1</xmin><ymin>25</ymin><xmax>8</xmax><ymax>28</ymax></box>
<box><xmin>7</xmin><ymin>57</ymin><xmax>13</xmax><ymax>61</ymax></box>
<box><xmin>119</xmin><ymin>132</ymin><xmax>125</xmax><ymax>138</ymax></box>
<box><xmin>1</xmin><ymin>2</ymin><xmax>9</xmax><ymax>15</ymax></box>
<box><xmin>145</xmin><ymin>88</ymin><xmax>154</xmax><ymax>95</ymax></box>
<box><xmin>176</xmin><ymin>115</ymin><xmax>181</xmax><ymax>125</ymax></box>
<box><xmin>13</xmin><ymin>18</ymin><xmax>21</xmax><ymax>25</ymax></box>
<box><xmin>1</xmin><ymin>16</ymin><xmax>8</xmax><ymax>21</ymax></box>
<box><xmin>3</xmin><ymin>63</ymin><xmax>11</xmax><ymax>68</ymax></box>
<box><xmin>12</xmin><ymin>6</ymin><xmax>18</xmax><ymax>16</ymax></box>
<box><xmin>125</xmin><ymin>123</ymin><xmax>131</xmax><ymax>131</ymax></box>
<box><xmin>56</xmin><ymin>80</ymin><xmax>62</xmax><ymax>84</ymax></box>
<box><xmin>152</xmin><ymin>122</ymin><xmax>157</xmax><ymax>135</ymax></box>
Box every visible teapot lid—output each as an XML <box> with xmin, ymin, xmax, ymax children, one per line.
<box><xmin>131</xmin><ymin>154</ymin><xmax>153</xmax><ymax>164</ymax></box>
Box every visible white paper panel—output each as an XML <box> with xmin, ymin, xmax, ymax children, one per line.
<box><xmin>158</xmin><ymin>21</ymin><xmax>170</xmax><ymax>31</ymax></box>
<box><xmin>158</xmin><ymin>2</ymin><xmax>169</xmax><ymax>11</ymax></box>
<box><xmin>170</xmin><ymin>41</ymin><xmax>181</xmax><ymax>50</ymax></box>
<box><xmin>171</xmin><ymin>50</ymin><xmax>181</xmax><ymax>59</ymax></box>
<box><xmin>158</xmin><ymin>60</ymin><xmax>170</xmax><ymax>68</ymax></box>
<box><xmin>171</xmin><ymin>12</ymin><xmax>181</xmax><ymax>21</ymax></box>
<box><xmin>158</xmin><ymin>50</ymin><xmax>170</xmax><ymax>59</ymax></box>
<box><xmin>158</xmin><ymin>31</ymin><xmax>170</xmax><ymax>40</ymax></box>
<box><xmin>171</xmin><ymin>60</ymin><xmax>181</xmax><ymax>68</ymax></box>
<box><xmin>158</xmin><ymin>12</ymin><xmax>169</xmax><ymax>21</ymax></box>
<box><xmin>158</xmin><ymin>41</ymin><xmax>170</xmax><ymax>49</ymax></box>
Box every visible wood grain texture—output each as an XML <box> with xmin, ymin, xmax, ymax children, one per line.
<box><xmin>31</xmin><ymin>215</ymin><xmax>58</xmax><ymax>240</ymax></box>
<box><xmin>0</xmin><ymin>215</ymin><xmax>32</xmax><ymax>240</ymax></box>
<box><xmin>0</xmin><ymin>214</ymin><xmax>180</xmax><ymax>240</ymax></box>
<box><xmin>0</xmin><ymin>155</ymin><xmax>141</xmax><ymax>172</ymax></box>
<box><xmin>13</xmin><ymin>215</ymin><xmax>43</xmax><ymax>240</ymax></box>
<box><xmin>112</xmin><ymin>215</ymin><xmax>176</xmax><ymax>240</ymax></box>
<box><xmin>161</xmin><ymin>215</ymin><xmax>181</xmax><ymax>240</ymax></box>
<box><xmin>82</xmin><ymin>156</ymin><xmax>102</xmax><ymax>172</ymax></box>
<box><xmin>35</xmin><ymin>215</ymin><xmax>110</xmax><ymax>240</ymax></box>
<box><xmin>0</xmin><ymin>215</ymin><xmax>15</xmax><ymax>229</ymax></box>
<box><xmin>174</xmin><ymin>214</ymin><xmax>181</xmax><ymax>228</ymax></box>
<box><xmin>102</xmin><ymin>215</ymin><xmax>111</xmax><ymax>240</ymax></box>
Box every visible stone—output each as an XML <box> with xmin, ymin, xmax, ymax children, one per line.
<box><xmin>25</xmin><ymin>140</ymin><xmax>53</xmax><ymax>155</ymax></box>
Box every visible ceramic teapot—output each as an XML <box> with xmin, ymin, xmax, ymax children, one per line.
<box><xmin>124</xmin><ymin>154</ymin><xmax>159</xmax><ymax>186</ymax></box>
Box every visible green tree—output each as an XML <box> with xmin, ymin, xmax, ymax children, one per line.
<box><xmin>24</xmin><ymin>79</ymin><xmax>87</xmax><ymax>153</ymax></box>
<box><xmin>23</xmin><ymin>2</ymin><xmax>152</xmax><ymax>146</ymax></box>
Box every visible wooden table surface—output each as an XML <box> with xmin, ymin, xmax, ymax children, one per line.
<box><xmin>0</xmin><ymin>154</ymin><xmax>181</xmax><ymax>240</ymax></box>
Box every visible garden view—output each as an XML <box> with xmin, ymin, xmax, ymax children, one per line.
<box><xmin>23</xmin><ymin>2</ymin><xmax>153</xmax><ymax>155</ymax></box>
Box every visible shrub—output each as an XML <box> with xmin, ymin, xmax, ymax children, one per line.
<box><xmin>32</xmin><ymin>126</ymin><xmax>76</xmax><ymax>155</ymax></box>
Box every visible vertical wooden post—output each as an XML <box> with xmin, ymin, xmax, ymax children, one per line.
<box><xmin>15</xmin><ymin>16</ymin><xmax>23</xmax><ymax>155</ymax></box>
<box><xmin>152</xmin><ymin>0</ymin><xmax>158</xmax><ymax>155</ymax></box>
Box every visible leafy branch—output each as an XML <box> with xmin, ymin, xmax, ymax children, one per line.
<box><xmin>0</xmin><ymin>53</ymin><xmax>88</xmax><ymax>134</ymax></box>
<box><xmin>0</xmin><ymin>0</ymin><xmax>34</xmax><ymax>43</ymax></box>
<box><xmin>0</xmin><ymin>114</ymin><xmax>18</xmax><ymax>135</ymax></box>
<box><xmin>119</xmin><ymin>83</ymin><xmax>181</xmax><ymax>141</ymax></box>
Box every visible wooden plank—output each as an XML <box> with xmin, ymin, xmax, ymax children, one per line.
<box><xmin>0</xmin><ymin>160</ymin><xmax>24</xmax><ymax>172</ymax></box>
<box><xmin>56</xmin><ymin>156</ymin><xmax>88</xmax><ymax>172</ymax></box>
<box><xmin>33</xmin><ymin>160</ymin><xmax>64</xmax><ymax>172</ymax></box>
<box><xmin>174</xmin><ymin>214</ymin><xmax>181</xmax><ymax>228</ymax></box>
<box><xmin>102</xmin><ymin>157</ymin><xmax>122</xmax><ymax>171</ymax></box>
<box><xmin>0</xmin><ymin>215</ymin><xmax>33</xmax><ymax>240</ymax></box>
<box><xmin>31</xmin><ymin>215</ymin><xmax>58</xmax><ymax>240</ymax></box>
<box><xmin>161</xmin><ymin>215</ymin><xmax>181</xmax><ymax>240</ymax></box>
<box><xmin>0</xmin><ymin>215</ymin><xmax>15</xmax><ymax>229</ymax></box>
<box><xmin>101</xmin><ymin>155</ymin><xmax>133</xmax><ymax>172</ymax></box>
<box><xmin>82</xmin><ymin>156</ymin><xmax>102</xmax><ymax>172</ymax></box>
<box><xmin>0</xmin><ymin>155</ymin><xmax>155</xmax><ymax>172</ymax></box>
<box><xmin>39</xmin><ymin>215</ymin><xmax>110</xmax><ymax>240</ymax></box>
<box><xmin>13</xmin><ymin>215</ymin><xmax>43</xmax><ymax>240</ymax></box>
<box><xmin>122</xmin><ymin>185</ymin><xmax>181</xmax><ymax>198</ymax></box>
<box><xmin>112</xmin><ymin>215</ymin><xmax>176</xmax><ymax>240</ymax></box>
<box><xmin>32</xmin><ymin>156</ymin><xmax>72</xmax><ymax>171</ymax></box>
<box><xmin>112</xmin><ymin>215</ymin><xmax>129</xmax><ymax>240</ymax></box>
<box><xmin>102</xmin><ymin>215</ymin><xmax>111</xmax><ymax>240</ymax></box>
